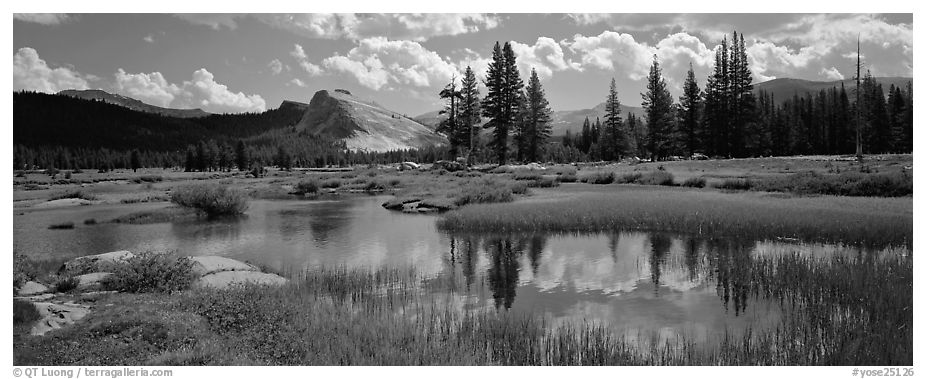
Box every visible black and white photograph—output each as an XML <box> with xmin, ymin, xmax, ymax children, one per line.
<box><xmin>8</xmin><ymin>5</ymin><xmax>917</xmax><ymax>373</ymax></box>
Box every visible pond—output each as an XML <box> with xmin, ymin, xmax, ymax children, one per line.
<box><xmin>13</xmin><ymin>196</ymin><xmax>895</xmax><ymax>343</ymax></box>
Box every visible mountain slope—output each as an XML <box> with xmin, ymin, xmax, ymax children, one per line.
<box><xmin>296</xmin><ymin>89</ymin><xmax>446</xmax><ymax>152</ymax></box>
<box><xmin>753</xmin><ymin>77</ymin><xmax>912</xmax><ymax>104</ymax></box>
<box><xmin>58</xmin><ymin>89</ymin><xmax>211</xmax><ymax>118</ymax></box>
<box><xmin>413</xmin><ymin>104</ymin><xmax>644</xmax><ymax>137</ymax></box>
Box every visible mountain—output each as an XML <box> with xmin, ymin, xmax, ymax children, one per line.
<box><xmin>550</xmin><ymin>103</ymin><xmax>644</xmax><ymax>136</ymax></box>
<box><xmin>58</xmin><ymin>89</ymin><xmax>211</xmax><ymax>118</ymax></box>
<box><xmin>413</xmin><ymin>104</ymin><xmax>643</xmax><ymax>137</ymax></box>
<box><xmin>296</xmin><ymin>89</ymin><xmax>446</xmax><ymax>152</ymax></box>
<box><xmin>753</xmin><ymin>77</ymin><xmax>912</xmax><ymax>104</ymax></box>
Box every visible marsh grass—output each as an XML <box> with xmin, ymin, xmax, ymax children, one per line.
<box><xmin>16</xmin><ymin>252</ymin><xmax>910</xmax><ymax>365</ymax></box>
<box><xmin>754</xmin><ymin>171</ymin><xmax>912</xmax><ymax>197</ymax></box>
<box><xmin>437</xmin><ymin>187</ymin><xmax>910</xmax><ymax>247</ymax></box>
<box><xmin>580</xmin><ymin>171</ymin><xmax>615</xmax><ymax>184</ymax></box>
<box><xmin>13</xmin><ymin>299</ymin><xmax>41</xmax><ymax>325</ymax></box>
<box><xmin>48</xmin><ymin>189</ymin><xmax>97</xmax><ymax>201</ymax></box>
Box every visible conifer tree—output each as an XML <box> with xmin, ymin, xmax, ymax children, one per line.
<box><xmin>459</xmin><ymin>66</ymin><xmax>482</xmax><ymax>163</ymax></box>
<box><xmin>602</xmin><ymin>78</ymin><xmax>626</xmax><ymax>161</ymax></box>
<box><xmin>522</xmin><ymin>68</ymin><xmax>553</xmax><ymax>162</ymax></box>
<box><xmin>481</xmin><ymin>42</ymin><xmax>524</xmax><ymax>164</ymax></box>
<box><xmin>678</xmin><ymin>63</ymin><xmax>702</xmax><ymax>156</ymax></box>
<box><xmin>641</xmin><ymin>55</ymin><xmax>675</xmax><ymax>161</ymax></box>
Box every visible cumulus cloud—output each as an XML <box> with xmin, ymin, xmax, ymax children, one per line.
<box><xmin>143</xmin><ymin>34</ymin><xmax>155</xmax><ymax>43</ymax></box>
<box><xmin>13</xmin><ymin>47</ymin><xmax>89</xmax><ymax>93</ymax></box>
<box><xmin>289</xmin><ymin>78</ymin><xmax>308</xmax><ymax>87</ymax></box>
<box><xmin>820</xmin><ymin>67</ymin><xmax>845</xmax><ymax>81</ymax></box>
<box><xmin>509</xmin><ymin>37</ymin><xmax>579</xmax><ymax>79</ymax></box>
<box><xmin>175</xmin><ymin>13</ymin><xmax>499</xmax><ymax>41</ymax></box>
<box><xmin>14</xmin><ymin>13</ymin><xmax>72</xmax><ymax>25</ymax></box>
<box><xmin>112</xmin><ymin>68</ymin><xmax>266</xmax><ymax>113</ymax></box>
<box><xmin>321</xmin><ymin>37</ymin><xmax>459</xmax><ymax>90</ymax></box>
<box><xmin>291</xmin><ymin>44</ymin><xmax>323</xmax><ymax>76</ymax></box>
<box><xmin>268</xmin><ymin>59</ymin><xmax>283</xmax><ymax>75</ymax></box>
<box><xmin>114</xmin><ymin>69</ymin><xmax>180</xmax><ymax>107</ymax></box>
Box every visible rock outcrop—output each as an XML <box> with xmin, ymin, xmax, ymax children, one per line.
<box><xmin>60</xmin><ymin>250</ymin><xmax>134</xmax><ymax>275</ymax></box>
<box><xmin>296</xmin><ymin>89</ymin><xmax>447</xmax><ymax>152</ymax></box>
<box><xmin>30</xmin><ymin>302</ymin><xmax>91</xmax><ymax>336</ymax></box>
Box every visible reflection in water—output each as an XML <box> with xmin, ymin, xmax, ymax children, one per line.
<box><xmin>15</xmin><ymin>196</ymin><xmax>898</xmax><ymax>344</ymax></box>
<box><xmin>649</xmin><ymin>233</ymin><xmax>672</xmax><ymax>295</ymax></box>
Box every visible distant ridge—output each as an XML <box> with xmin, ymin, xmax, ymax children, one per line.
<box><xmin>753</xmin><ymin>77</ymin><xmax>912</xmax><ymax>105</ymax></box>
<box><xmin>58</xmin><ymin>89</ymin><xmax>211</xmax><ymax>118</ymax></box>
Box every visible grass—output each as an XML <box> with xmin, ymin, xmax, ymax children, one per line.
<box><xmin>48</xmin><ymin>189</ymin><xmax>97</xmax><ymax>201</ymax></box>
<box><xmin>14</xmin><ymin>252</ymin><xmax>911</xmax><ymax>365</ymax></box>
<box><xmin>109</xmin><ymin>206</ymin><xmax>199</xmax><ymax>225</ymax></box>
<box><xmin>132</xmin><ymin>175</ymin><xmax>164</xmax><ymax>183</ymax></box>
<box><xmin>170</xmin><ymin>183</ymin><xmax>248</xmax><ymax>216</ymax></box>
<box><xmin>752</xmin><ymin>171</ymin><xmax>913</xmax><ymax>197</ymax></box>
<box><xmin>453</xmin><ymin>179</ymin><xmax>528</xmax><ymax>207</ymax></box>
<box><xmin>438</xmin><ymin>186</ymin><xmax>910</xmax><ymax>248</ymax></box>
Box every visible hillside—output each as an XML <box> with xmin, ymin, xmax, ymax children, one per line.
<box><xmin>14</xmin><ymin>91</ymin><xmax>304</xmax><ymax>151</ymax></box>
<box><xmin>414</xmin><ymin>104</ymin><xmax>644</xmax><ymax>137</ymax></box>
<box><xmin>296</xmin><ymin>89</ymin><xmax>446</xmax><ymax>152</ymax></box>
<box><xmin>753</xmin><ymin>77</ymin><xmax>912</xmax><ymax>104</ymax></box>
<box><xmin>58</xmin><ymin>89</ymin><xmax>211</xmax><ymax>118</ymax></box>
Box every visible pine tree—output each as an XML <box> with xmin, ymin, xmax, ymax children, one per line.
<box><xmin>703</xmin><ymin>38</ymin><xmax>729</xmax><ymax>157</ymax></box>
<box><xmin>459</xmin><ymin>66</ymin><xmax>482</xmax><ymax>163</ymax></box>
<box><xmin>641</xmin><ymin>55</ymin><xmax>674</xmax><ymax>161</ymax></box>
<box><xmin>579</xmin><ymin>117</ymin><xmax>592</xmax><ymax>153</ymax></box>
<box><xmin>437</xmin><ymin>76</ymin><xmax>464</xmax><ymax>157</ymax></box>
<box><xmin>521</xmin><ymin>68</ymin><xmax>553</xmax><ymax>162</ymax></box>
<box><xmin>235</xmin><ymin>140</ymin><xmax>249</xmax><ymax>171</ymax></box>
<box><xmin>130</xmin><ymin>149</ymin><xmax>141</xmax><ymax>172</ymax></box>
<box><xmin>678</xmin><ymin>63</ymin><xmax>702</xmax><ymax>157</ymax></box>
<box><xmin>481</xmin><ymin>42</ymin><xmax>523</xmax><ymax>164</ymax></box>
<box><xmin>602</xmin><ymin>78</ymin><xmax>625</xmax><ymax>161</ymax></box>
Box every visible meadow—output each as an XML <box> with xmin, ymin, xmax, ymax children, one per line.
<box><xmin>12</xmin><ymin>154</ymin><xmax>914</xmax><ymax>366</ymax></box>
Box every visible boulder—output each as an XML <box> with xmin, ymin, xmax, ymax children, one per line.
<box><xmin>75</xmin><ymin>272</ymin><xmax>112</xmax><ymax>290</ymax></box>
<box><xmin>195</xmin><ymin>271</ymin><xmax>289</xmax><ymax>289</ymax></box>
<box><xmin>30</xmin><ymin>301</ymin><xmax>91</xmax><ymax>336</ymax></box>
<box><xmin>399</xmin><ymin>162</ymin><xmax>420</xmax><ymax>171</ymax></box>
<box><xmin>18</xmin><ymin>281</ymin><xmax>50</xmax><ymax>296</ymax></box>
<box><xmin>189</xmin><ymin>256</ymin><xmax>259</xmax><ymax>277</ymax></box>
<box><xmin>60</xmin><ymin>250</ymin><xmax>134</xmax><ymax>275</ymax></box>
<box><xmin>432</xmin><ymin>160</ymin><xmax>465</xmax><ymax>172</ymax></box>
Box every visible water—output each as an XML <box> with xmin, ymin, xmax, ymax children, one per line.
<box><xmin>13</xmin><ymin>196</ymin><xmax>890</xmax><ymax>342</ymax></box>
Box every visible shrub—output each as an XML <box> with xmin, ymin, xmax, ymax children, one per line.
<box><xmin>713</xmin><ymin>178</ymin><xmax>753</xmax><ymax>191</ymax></box>
<box><xmin>512</xmin><ymin>171</ymin><xmax>543</xmax><ymax>181</ymax></box>
<box><xmin>295</xmin><ymin>179</ymin><xmax>320</xmax><ymax>195</ymax></box>
<box><xmin>170</xmin><ymin>183</ymin><xmax>249</xmax><ymax>216</ymax></box>
<box><xmin>64</xmin><ymin>171</ymin><xmax>72</xmax><ymax>180</ymax></box>
<box><xmin>14</xmin><ymin>252</ymin><xmax>39</xmax><ymax>288</ymax></box>
<box><xmin>682</xmin><ymin>177</ymin><xmax>707</xmax><ymax>188</ymax></box>
<box><xmin>48</xmin><ymin>189</ymin><xmax>97</xmax><ymax>201</ymax></box>
<box><xmin>636</xmin><ymin>171</ymin><xmax>675</xmax><ymax>186</ymax></box>
<box><xmin>48</xmin><ymin>222</ymin><xmax>75</xmax><ymax>230</ymax></box>
<box><xmin>362</xmin><ymin>180</ymin><xmax>386</xmax><ymax>191</ymax></box>
<box><xmin>102</xmin><ymin>252</ymin><xmax>196</xmax><ymax>293</ymax></box>
<box><xmin>557</xmin><ymin>173</ymin><xmax>578</xmax><ymax>183</ymax></box>
<box><xmin>616</xmin><ymin>172</ymin><xmax>642</xmax><ymax>184</ymax></box>
<box><xmin>528</xmin><ymin>177</ymin><xmax>559</xmax><ymax>188</ymax></box>
<box><xmin>14</xmin><ymin>299</ymin><xmax>41</xmax><ymax>324</ymax></box>
<box><xmin>133</xmin><ymin>175</ymin><xmax>163</xmax><ymax>183</ymax></box>
<box><xmin>83</xmin><ymin>218</ymin><xmax>97</xmax><ymax>225</ymax></box>
<box><xmin>388</xmin><ymin>178</ymin><xmax>402</xmax><ymax>187</ymax></box>
<box><xmin>321</xmin><ymin>179</ymin><xmax>342</xmax><ymax>189</ymax></box>
<box><xmin>54</xmin><ymin>276</ymin><xmax>80</xmax><ymax>293</ymax></box>
<box><xmin>581</xmin><ymin>171</ymin><xmax>615</xmax><ymax>184</ymax></box>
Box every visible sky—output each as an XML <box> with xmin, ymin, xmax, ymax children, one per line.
<box><xmin>13</xmin><ymin>13</ymin><xmax>913</xmax><ymax>116</ymax></box>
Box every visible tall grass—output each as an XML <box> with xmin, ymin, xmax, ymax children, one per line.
<box><xmin>170</xmin><ymin>183</ymin><xmax>248</xmax><ymax>216</ymax></box>
<box><xmin>17</xmin><ymin>252</ymin><xmax>909</xmax><ymax>365</ymax></box>
<box><xmin>754</xmin><ymin>171</ymin><xmax>912</xmax><ymax>197</ymax></box>
<box><xmin>48</xmin><ymin>189</ymin><xmax>97</xmax><ymax>201</ymax></box>
<box><xmin>438</xmin><ymin>187</ymin><xmax>910</xmax><ymax>248</ymax></box>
